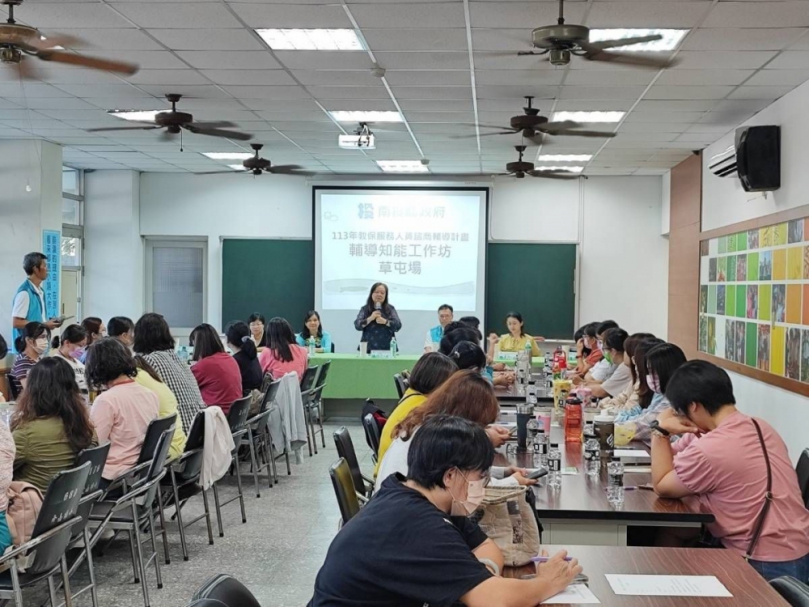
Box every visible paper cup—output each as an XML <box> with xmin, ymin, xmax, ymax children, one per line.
<box><xmin>359</xmin><ymin>342</ymin><xmax>368</xmax><ymax>357</ymax></box>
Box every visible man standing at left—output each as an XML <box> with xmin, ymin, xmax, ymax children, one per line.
<box><xmin>12</xmin><ymin>252</ymin><xmax>61</xmax><ymax>341</ymax></box>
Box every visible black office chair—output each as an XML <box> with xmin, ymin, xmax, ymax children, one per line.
<box><xmin>771</xmin><ymin>576</ymin><xmax>809</xmax><ymax>607</ymax></box>
<box><xmin>310</xmin><ymin>361</ymin><xmax>330</xmax><ymax>448</ymax></box>
<box><xmin>242</xmin><ymin>379</ymin><xmax>282</xmax><ymax>494</ymax></box>
<box><xmin>191</xmin><ymin>573</ymin><xmax>262</xmax><ymax>607</ymax></box>
<box><xmin>329</xmin><ymin>458</ymin><xmax>361</xmax><ymax>527</ymax></box>
<box><xmin>796</xmin><ymin>449</ymin><xmax>809</xmax><ymax>508</ymax></box>
<box><xmin>393</xmin><ymin>373</ymin><xmax>406</xmax><ymax>399</ymax></box>
<box><xmin>333</xmin><ymin>427</ymin><xmax>372</xmax><ymax>501</ymax></box>
<box><xmin>300</xmin><ymin>366</ymin><xmax>321</xmax><ymax>456</ymax></box>
<box><xmin>7</xmin><ymin>374</ymin><xmax>20</xmax><ymax>401</ymax></box>
<box><xmin>362</xmin><ymin>414</ymin><xmax>381</xmax><ymax>463</ymax></box>
<box><xmin>213</xmin><ymin>395</ymin><xmax>252</xmax><ymax>538</ymax></box>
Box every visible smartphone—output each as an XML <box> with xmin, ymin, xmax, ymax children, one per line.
<box><xmin>527</xmin><ymin>468</ymin><xmax>549</xmax><ymax>480</ymax></box>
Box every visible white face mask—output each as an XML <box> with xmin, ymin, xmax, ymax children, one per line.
<box><xmin>33</xmin><ymin>338</ymin><xmax>48</xmax><ymax>355</ymax></box>
<box><xmin>448</xmin><ymin>470</ymin><xmax>487</xmax><ymax>516</ymax></box>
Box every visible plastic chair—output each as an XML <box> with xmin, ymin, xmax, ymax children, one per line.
<box><xmin>795</xmin><ymin>449</ymin><xmax>809</xmax><ymax>508</ymax></box>
<box><xmin>213</xmin><ymin>396</ymin><xmax>252</xmax><ymax>538</ymax></box>
<box><xmin>393</xmin><ymin>374</ymin><xmax>406</xmax><ymax>399</ymax></box>
<box><xmin>771</xmin><ymin>576</ymin><xmax>809</xmax><ymax>607</ymax></box>
<box><xmin>362</xmin><ymin>414</ymin><xmax>381</xmax><ymax>463</ymax></box>
<box><xmin>191</xmin><ymin>573</ymin><xmax>262</xmax><ymax>607</ymax></box>
<box><xmin>0</xmin><ymin>463</ymin><xmax>89</xmax><ymax>607</ymax></box>
<box><xmin>333</xmin><ymin>427</ymin><xmax>372</xmax><ymax>501</ymax></box>
<box><xmin>329</xmin><ymin>458</ymin><xmax>361</xmax><ymax>527</ymax></box>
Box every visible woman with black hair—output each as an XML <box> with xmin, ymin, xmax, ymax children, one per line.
<box><xmin>599</xmin><ymin>332</ymin><xmax>655</xmax><ymax>412</ymax></box>
<box><xmin>108</xmin><ymin>316</ymin><xmax>135</xmax><ymax>350</ymax></box>
<box><xmin>451</xmin><ymin>341</ymin><xmax>515</xmax><ymax>388</ymax></box>
<box><xmin>86</xmin><ymin>338</ymin><xmax>159</xmax><ymax>482</ymax></box>
<box><xmin>248</xmin><ymin>313</ymin><xmax>268</xmax><ymax>349</ymax></box>
<box><xmin>51</xmin><ymin>323</ymin><xmax>89</xmax><ymax>402</ymax></box>
<box><xmin>189</xmin><ymin>323</ymin><xmax>242</xmax><ymax>415</ymax></box>
<box><xmin>10</xmin><ymin>321</ymin><xmax>48</xmax><ymax>394</ymax></box>
<box><xmin>258</xmin><ymin>318</ymin><xmax>308</xmax><ymax>380</ymax></box>
<box><xmin>133</xmin><ymin>356</ymin><xmax>187</xmax><ymax>460</ymax></box>
<box><xmin>353</xmin><ymin>282</ymin><xmax>402</xmax><ymax>352</ymax></box>
<box><xmin>134</xmin><ymin>313</ymin><xmax>205</xmax><ymax>433</ymax></box>
<box><xmin>225</xmin><ymin>321</ymin><xmax>263</xmax><ymax>396</ymax></box>
<box><xmin>79</xmin><ymin>317</ymin><xmax>105</xmax><ymax>363</ymax></box>
<box><xmin>296</xmin><ymin>310</ymin><xmax>332</xmax><ymax>353</ymax></box>
<box><xmin>486</xmin><ymin>311</ymin><xmax>543</xmax><ymax>365</ymax></box>
<box><xmin>11</xmin><ymin>357</ymin><xmax>96</xmax><ymax>493</ymax></box>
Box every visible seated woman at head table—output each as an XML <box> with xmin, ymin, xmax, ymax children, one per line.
<box><xmin>353</xmin><ymin>282</ymin><xmax>402</xmax><ymax>352</ymax></box>
<box><xmin>296</xmin><ymin>310</ymin><xmax>332</xmax><ymax>353</ymax></box>
<box><xmin>486</xmin><ymin>311</ymin><xmax>543</xmax><ymax>372</ymax></box>
<box><xmin>248</xmin><ymin>312</ymin><xmax>268</xmax><ymax>350</ymax></box>
<box><xmin>651</xmin><ymin>360</ymin><xmax>809</xmax><ymax>582</ymax></box>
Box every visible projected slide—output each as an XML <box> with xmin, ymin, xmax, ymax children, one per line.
<box><xmin>319</xmin><ymin>191</ymin><xmax>483</xmax><ymax>311</ymax></box>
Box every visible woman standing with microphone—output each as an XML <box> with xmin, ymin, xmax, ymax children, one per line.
<box><xmin>354</xmin><ymin>282</ymin><xmax>402</xmax><ymax>352</ymax></box>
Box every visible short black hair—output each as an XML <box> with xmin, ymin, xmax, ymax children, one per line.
<box><xmin>14</xmin><ymin>321</ymin><xmax>46</xmax><ymax>353</ymax></box>
<box><xmin>225</xmin><ymin>320</ymin><xmax>257</xmax><ymax>361</ymax></box>
<box><xmin>604</xmin><ymin>328</ymin><xmax>629</xmax><ymax>353</ymax></box>
<box><xmin>439</xmin><ymin>327</ymin><xmax>481</xmax><ymax>355</ymax></box>
<box><xmin>646</xmin><ymin>342</ymin><xmax>687</xmax><ymax>394</ymax></box>
<box><xmin>248</xmin><ymin>313</ymin><xmax>266</xmax><ymax>325</ymax></box>
<box><xmin>583</xmin><ymin>322</ymin><xmax>600</xmax><ymax>339</ymax></box>
<box><xmin>438</xmin><ymin>304</ymin><xmax>453</xmax><ymax>313</ymax></box>
<box><xmin>459</xmin><ymin>316</ymin><xmax>480</xmax><ymax>330</ymax></box>
<box><xmin>60</xmin><ymin>324</ymin><xmax>87</xmax><ymax>346</ymax></box>
<box><xmin>408</xmin><ymin>352</ymin><xmax>457</xmax><ymax>395</ymax></box>
<box><xmin>407</xmin><ymin>414</ymin><xmax>494</xmax><ymax>490</ymax></box>
<box><xmin>449</xmin><ymin>341</ymin><xmax>486</xmax><ymax>371</ymax></box>
<box><xmin>85</xmin><ymin>338</ymin><xmax>137</xmax><ymax>386</ymax></box>
<box><xmin>108</xmin><ymin>316</ymin><xmax>134</xmax><ymax>338</ymax></box>
<box><xmin>23</xmin><ymin>252</ymin><xmax>47</xmax><ymax>276</ymax></box>
<box><xmin>133</xmin><ymin>313</ymin><xmax>175</xmax><ymax>354</ymax></box>
<box><xmin>189</xmin><ymin>323</ymin><xmax>225</xmax><ymax>361</ymax></box>
<box><xmin>596</xmin><ymin>320</ymin><xmax>619</xmax><ymax>336</ymax></box>
<box><xmin>666</xmin><ymin>360</ymin><xmax>735</xmax><ymax>416</ymax></box>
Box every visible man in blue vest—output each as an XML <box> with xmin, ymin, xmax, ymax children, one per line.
<box><xmin>424</xmin><ymin>304</ymin><xmax>454</xmax><ymax>353</ymax></box>
<box><xmin>12</xmin><ymin>252</ymin><xmax>61</xmax><ymax>341</ymax></box>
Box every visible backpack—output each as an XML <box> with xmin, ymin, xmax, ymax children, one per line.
<box><xmin>361</xmin><ymin>399</ymin><xmax>387</xmax><ymax>435</ymax></box>
<box><xmin>6</xmin><ymin>481</ymin><xmax>43</xmax><ymax>547</ymax></box>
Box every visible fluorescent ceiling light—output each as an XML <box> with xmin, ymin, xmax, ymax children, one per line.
<box><xmin>330</xmin><ymin>111</ymin><xmax>402</xmax><ymax>123</ymax></box>
<box><xmin>534</xmin><ymin>166</ymin><xmax>584</xmax><ymax>173</ymax></box>
<box><xmin>256</xmin><ymin>28</ymin><xmax>365</xmax><ymax>51</ymax></box>
<box><xmin>201</xmin><ymin>152</ymin><xmax>253</xmax><ymax>160</ymax></box>
<box><xmin>376</xmin><ymin>161</ymin><xmax>429</xmax><ymax>173</ymax></box>
<box><xmin>589</xmin><ymin>29</ymin><xmax>688</xmax><ymax>52</ymax></box>
<box><xmin>552</xmin><ymin>111</ymin><xmax>624</xmax><ymax>123</ymax></box>
<box><xmin>228</xmin><ymin>164</ymin><xmax>246</xmax><ymax>171</ymax></box>
<box><xmin>108</xmin><ymin>109</ymin><xmax>162</xmax><ymax>123</ymax></box>
<box><xmin>538</xmin><ymin>154</ymin><xmax>592</xmax><ymax>162</ymax></box>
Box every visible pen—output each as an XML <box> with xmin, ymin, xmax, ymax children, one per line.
<box><xmin>531</xmin><ymin>556</ymin><xmax>574</xmax><ymax>563</ymax></box>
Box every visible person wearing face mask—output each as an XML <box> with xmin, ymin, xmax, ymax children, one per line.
<box><xmin>79</xmin><ymin>317</ymin><xmax>106</xmax><ymax>363</ymax></box>
<box><xmin>652</xmin><ymin>361</ymin><xmax>809</xmax><ymax>582</ymax></box>
<box><xmin>108</xmin><ymin>316</ymin><xmax>135</xmax><ymax>352</ymax></box>
<box><xmin>10</xmin><ymin>321</ymin><xmax>48</xmax><ymax>394</ymax></box>
<box><xmin>50</xmin><ymin>324</ymin><xmax>89</xmax><ymax>403</ymax></box>
<box><xmin>615</xmin><ymin>342</ymin><xmax>686</xmax><ymax>446</ymax></box>
<box><xmin>577</xmin><ymin>320</ymin><xmax>619</xmax><ymax>385</ymax></box>
<box><xmin>571</xmin><ymin>322</ymin><xmax>602</xmax><ymax>378</ymax></box>
<box><xmin>582</xmin><ymin>328</ymin><xmax>631</xmax><ymax>399</ymax></box>
<box><xmin>599</xmin><ymin>333</ymin><xmax>655</xmax><ymax>412</ymax></box>
<box><xmin>310</xmin><ymin>414</ymin><xmax>582</xmax><ymax>607</ymax></box>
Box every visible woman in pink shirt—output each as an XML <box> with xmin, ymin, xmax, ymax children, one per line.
<box><xmin>652</xmin><ymin>360</ymin><xmax>809</xmax><ymax>582</ymax></box>
<box><xmin>190</xmin><ymin>323</ymin><xmax>242</xmax><ymax>415</ymax></box>
<box><xmin>86</xmin><ymin>338</ymin><xmax>160</xmax><ymax>484</ymax></box>
<box><xmin>258</xmin><ymin>318</ymin><xmax>308</xmax><ymax>382</ymax></box>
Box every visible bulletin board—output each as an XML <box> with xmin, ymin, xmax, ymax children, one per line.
<box><xmin>698</xmin><ymin>210</ymin><xmax>809</xmax><ymax>395</ymax></box>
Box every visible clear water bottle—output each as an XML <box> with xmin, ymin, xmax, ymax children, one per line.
<box><xmin>390</xmin><ymin>337</ymin><xmax>397</xmax><ymax>358</ymax></box>
<box><xmin>547</xmin><ymin>443</ymin><xmax>562</xmax><ymax>488</ymax></box>
<box><xmin>532</xmin><ymin>428</ymin><xmax>549</xmax><ymax>469</ymax></box>
<box><xmin>308</xmin><ymin>337</ymin><xmax>316</xmax><ymax>357</ymax></box>
<box><xmin>607</xmin><ymin>457</ymin><xmax>625</xmax><ymax>506</ymax></box>
<box><xmin>584</xmin><ymin>436</ymin><xmax>600</xmax><ymax>477</ymax></box>
<box><xmin>179</xmin><ymin>346</ymin><xmax>188</xmax><ymax>363</ymax></box>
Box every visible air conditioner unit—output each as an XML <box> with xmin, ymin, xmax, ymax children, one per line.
<box><xmin>708</xmin><ymin>145</ymin><xmax>737</xmax><ymax>178</ymax></box>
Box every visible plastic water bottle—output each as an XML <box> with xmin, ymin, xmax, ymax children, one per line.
<box><xmin>390</xmin><ymin>337</ymin><xmax>397</xmax><ymax>358</ymax></box>
<box><xmin>547</xmin><ymin>443</ymin><xmax>562</xmax><ymax>488</ymax></box>
<box><xmin>308</xmin><ymin>337</ymin><xmax>316</xmax><ymax>357</ymax></box>
<box><xmin>179</xmin><ymin>346</ymin><xmax>188</xmax><ymax>363</ymax></box>
<box><xmin>607</xmin><ymin>458</ymin><xmax>625</xmax><ymax>506</ymax></box>
<box><xmin>584</xmin><ymin>423</ymin><xmax>600</xmax><ymax>477</ymax></box>
<box><xmin>533</xmin><ymin>428</ymin><xmax>549</xmax><ymax>469</ymax></box>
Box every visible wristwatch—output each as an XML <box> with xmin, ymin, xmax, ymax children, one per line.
<box><xmin>650</xmin><ymin>420</ymin><xmax>670</xmax><ymax>437</ymax></box>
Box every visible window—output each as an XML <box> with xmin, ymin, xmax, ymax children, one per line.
<box><xmin>146</xmin><ymin>239</ymin><xmax>207</xmax><ymax>331</ymax></box>
<box><xmin>62</xmin><ymin>166</ymin><xmax>84</xmax><ymax>321</ymax></box>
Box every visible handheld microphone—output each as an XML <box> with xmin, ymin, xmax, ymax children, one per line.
<box><xmin>374</xmin><ymin>302</ymin><xmax>382</xmax><ymax>311</ymax></box>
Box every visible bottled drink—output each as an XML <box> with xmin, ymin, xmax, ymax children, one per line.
<box><xmin>547</xmin><ymin>443</ymin><xmax>562</xmax><ymax>488</ymax></box>
<box><xmin>607</xmin><ymin>458</ymin><xmax>625</xmax><ymax>506</ymax></box>
<box><xmin>564</xmin><ymin>398</ymin><xmax>583</xmax><ymax>442</ymax></box>
<box><xmin>584</xmin><ymin>423</ymin><xmax>600</xmax><ymax>476</ymax></box>
<box><xmin>308</xmin><ymin>337</ymin><xmax>316</xmax><ymax>357</ymax></box>
<box><xmin>527</xmin><ymin>382</ymin><xmax>538</xmax><ymax>406</ymax></box>
<box><xmin>390</xmin><ymin>337</ymin><xmax>397</xmax><ymax>358</ymax></box>
<box><xmin>594</xmin><ymin>412</ymin><xmax>615</xmax><ymax>460</ymax></box>
<box><xmin>533</xmin><ymin>428</ymin><xmax>549</xmax><ymax>469</ymax></box>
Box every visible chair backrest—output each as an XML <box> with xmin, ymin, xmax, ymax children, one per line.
<box><xmin>185</xmin><ymin>412</ymin><xmax>205</xmax><ymax>452</ymax></box>
<box><xmin>28</xmin><ymin>462</ymin><xmax>90</xmax><ymax>574</ymax></box>
<box><xmin>771</xmin><ymin>576</ymin><xmax>809</xmax><ymax>607</ymax></box>
<box><xmin>329</xmin><ymin>458</ymin><xmax>361</xmax><ymax>526</ymax></box>
<box><xmin>300</xmin><ymin>366</ymin><xmax>319</xmax><ymax>394</ymax></box>
<box><xmin>259</xmin><ymin>372</ymin><xmax>274</xmax><ymax>394</ymax></box>
<box><xmin>226</xmin><ymin>395</ymin><xmax>252</xmax><ymax>433</ymax></box>
<box><xmin>7</xmin><ymin>374</ymin><xmax>20</xmax><ymax>401</ymax></box>
<box><xmin>259</xmin><ymin>379</ymin><xmax>282</xmax><ymax>415</ymax></box>
<box><xmin>332</xmin><ymin>427</ymin><xmax>367</xmax><ymax>498</ymax></box>
<box><xmin>192</xmin><ymin>573</ymin><xmax>262</xmax><ymax>607</ymax></box>
<box><xmin>75</xmin><ymin>442</ymin><xmax>111</xmax><ymax>496</ymax></box>
<box><xmin>315</xmin><ymin>361</ymin><xmax>331</xmax><ymax>389</ymax></box>
<box><xmin>796</xmin><ymin>449</ymin><xmax>809</xmax><ymax>508</ymax></box>
<box><xmin>138</xmin><ymin>428</ymin><xmax>174</xmax><ymax>507</ymax></box>
<box><xmin>137</xmin><ymin>414</ymin><xmax>178</xmax><ymax>468</ymax></box>
<box><xmin>362</xmin><ymin>414</ymin><xmax>381</xmax><ymax>457</ymax></box>
<box><xmin>393</xmin><ymin>373</ymin><xmax>406</xmax><ymax>399</ymax></box>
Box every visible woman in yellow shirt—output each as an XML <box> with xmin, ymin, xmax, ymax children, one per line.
<box><xmin>487</xmin><ymin>311</ymin><xmax>544</xmax><ymax>363</ymax></box>
<box><xmin>374</xmin><ymin>352</ymin><xmax>456</xmax><ymax>476</ymax></box>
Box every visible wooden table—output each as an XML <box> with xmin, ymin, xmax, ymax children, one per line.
<box><xmin>505</xmin><ymin>545</ymin><xmax>787</xmax><ymax>606</ymax></box>
<box><xmin>497</xmin><ymin>430</ymin><xmax>714</xmax><ymax>546</ymax></box>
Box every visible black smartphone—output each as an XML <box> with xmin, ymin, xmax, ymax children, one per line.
<box><xmin>527</xmin><ymin>468</ymin><xmax>549</xmax><ymax>480</ymax></box>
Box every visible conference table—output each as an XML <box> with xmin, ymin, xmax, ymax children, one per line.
<box><xmin>505</xmin><ymin>545</ymin><xmax>787</xmax><ymax>606</ymax></box>
<box><xmin>497</xmin><ymin>427</ymin><xmax>713</xmax><ymax>547</ymax></box>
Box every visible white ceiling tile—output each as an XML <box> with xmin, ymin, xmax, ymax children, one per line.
<box><xmin>392</xmin><ymin>87</ymin><xmax>473</xmax><ymax>100</ymax></box>
<box><xmin>175</xmin><ymin>51</ymin><xmax>280</xmax><ymax>70</ymax></box>
<box><xmin>18</xmin><ymin>98</ymin><xmax>98</xmax><ymax>110</ymax></box>
<box><xmin>126</xmin><ymin>70</ymin><xmax>211</xmax><ymax>85</ymax></box>
<box><xmin>469</xmin><ymin>3</ymin><xmax>587</xmax><ymax>29</ymax></box>
<box><xmin>316</xmin><ymin>98</ymin><xmax>396</xmax><ymax>110</ymax></box>
<box><xmin>351</xmin><ymin>3</ymin><xmax>465</xmax><ymax>28</ymax></box>
<box><xmin>563</xmin><ymin>70</ymin><xmax>657</xmax><ymax>86</ymax></box>
<box><xmin>147</xmin><ymin>29</ymin><xmax>265</xmax><ymax>51</ymax></box>
<box><xmin>586</xmin><ymin>1</ymin><xmax>707</xmax><ymax>27</ymax></box>
<box><xmin>384</xmin><ymin>71</ymin><xmax>472</xmax><ymax>86</ymax></box>
<box><xmin>471</xmin><ymin>29</ymin><xmax>534</xmax><ymax>52</ymax></box>
<box><xmin>619</xmin><ymin>122</ymin><xmax>690</xmax><ymax>133</ymax></box>
<box><xmin>307</xmin><ymin>86</ymin><xmax>390</xmax><ymax>99</ymax></box>
<box><xmin>625</xmin><ymin>110</ymin><xmax>706</xmax><ymax>122</ymax></box>
<box><xmin>553</xmin><ymin>99</ymin><xmax>635</xmax><ymax>110</ymax></box>
<box><xmin>746</xmin><ymin>69</ymin><xmax>809</xmax><ymax>85</ymax></box>
<box><xmin>373</xmin><ymin>52</ymin><xmax>470</xmax><ymax>70</ymax></box>
<box><xmin>645</xmin><ymin>85</ymin><xmax>736</xmax><ymax>99</ymax></box>
<box><xmin>291</xmin><ymin>70</ymin><xmax>381</xmax><ymax>86</ymax></box>
<box><xmin>7</xmin><ymin>3</ymin><xmax>132</xmax><ymax>27</ymax></box>
<box><xmin>50</xmin><ymin>84</ymin><xmax>152</xmax><ymax>98</ymax></box>
<box><xmin>656</xmin><ymin>69</ymin><xmax>754</xmax><ymax>85</ymax></box>
<box><xmin>0</xmin><ymin>83</ymin><xmax>73</xmax><ymax>98</ymax></box>
<box><xmin>476</xmin><ymin>85</ymin><xmax>556</xmax><ymax>100</ymax></box>
<box><xmin>229</xmin><ymin>3</ymin><xmax>352</xmax><ymax>28</ymax></box>
<box><xmin>270</xmin><ymin>51</ymin><xmax>372</xmax><ymax>70</ymax></box>
<box><xmin>474</xmin><ymin>70</ymin><xmax>566</xmax><ymax>86</ymax></box>
<box><xmin>200</xmin><ymin>70</ymin><xmax>297</xmax><ymax>86</ymax></box>
<box><xmin>727</xmin><ymin>85</ymin><xmax>796</xmax><ymax>99</ymax></box>
<box><xmin>363</xmin><ymin>29</ymin><xmax>468</xmax><ymax>52</ymax></box>
<box><xmin>49</xmin><ymin>28</ymin><xmax>163</xmax><ymax>50</ymax></box>
<box><xmin>110</xmin><ymin>3</ymin><xmax>243</xmax><ymax>29</ymax></box>
<box><xmin>398</xmin><ymin>99</ymin><xmax>474</xmax><ymax>111</ymax></box>
<box><xmin>406</xmin><ymin>111</ymin><xmax>475</xmax><ymax>122</ymax></box>
<box><xmin>672</xmin><ymin>50</ymin><xmax>778</xmax><ymax>69</ymax></box>
<box><xmin>698</xmin><ymin>111</ymin><xmax>756</xmax><ymax>124</ymax></box>
<box><xmin>681</xmin><ymin>28</ymin><xmax>809</xmax><ymax>51</ymax></box>
<box><xmin>137</xmin><ymin>86</ymin><xmax>233</xmax><ymax>99</ymax></box>
<box><xmin>560</xmin><ymin>86</ymin><xmax>648</xmax><ymax>99</ymax></box>
<box><xmin>767</xmin><ymin>51</ymin><xmax>809</xmax><ymax>69</ymax></box>
<box><xmin>713</xmin><ymin>98</ymin><xmax>773</xmax><ymax>112</ymax></box>
<box><xmin>702</xmin><ymin>2</ymin><xmax>809</xmax><ymax>28</ymax></box>
<box><xmin>634</xmin><ymin>99</ymin><xmax>719</xmax><ymax>111</ymax></box>
<box><xmin>473</xmin><ymin>52</ymin><xmax>558</xmax><ymax>70</ymax></box>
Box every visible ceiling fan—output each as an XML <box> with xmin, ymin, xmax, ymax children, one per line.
<box><xmin>510</xmin><ymin>0</ymin><xmax>678</xmax><ymax>69</ymax></box>
<box><xmin>0</xmin><ymin>0</ymin><xmax>139</xmax><ymax>79</ymax></box>
<box><xmin>457</xmin><ymin>96</ymin><xmax>615</xmax><ymax>143</ymax></box>
<box><xmin>196</xmin><ymin>143</ymin><xmax>315</xmax><ymax>176</ymax></box>
<box><xmin>498</xmin><ymin>145</ymin><xmax>581</xmax><ymax>180</ymax></box>
<box><xmin>87</xmin><ymin>94</ymin><xmax>253</xmax><ymax>145</ymax></box>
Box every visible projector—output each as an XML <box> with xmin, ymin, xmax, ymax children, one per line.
<box><xmin>338</xmin><ymin>134</ymin><xmax>375</xmax><ymax>150</ymax></box>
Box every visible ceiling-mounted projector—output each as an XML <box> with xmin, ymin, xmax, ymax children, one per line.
<box><xmin>338</xmin><ymin>133</ymin><xmax>375</xmax><ymax>149</ymax></box>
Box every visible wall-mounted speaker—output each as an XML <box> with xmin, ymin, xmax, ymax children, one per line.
<box><xmin>734</xmin><ymin>125</ymin><xmax>780</xmax><ymax>192</ymax></box>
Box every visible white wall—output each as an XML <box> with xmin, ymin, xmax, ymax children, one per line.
<box><xmin>661</xmin><ymin>171</ymin><xmax>671</xmax><ymax>236</ymax></box>
<box><xmin>489</xmin><ymin>178</ymin><xmax>580</xmax><ymax>243</ymax></box>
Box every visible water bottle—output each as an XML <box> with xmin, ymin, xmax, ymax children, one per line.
<box><xmin>390</xmin><ymin>337</ymin><xmax>397</xmax><ymax>358</ymax></box>
<box><xmin>584</xmin><ymin>423</ymin><xmax>600</xmax><ymax>477</ymax></box>
<box><xmin>179</xmin><ymin>346</ymin><xmax>188</xmax><ymax>363</ymax></box>
<box><xmin>533</xmin><ymin>428</ymin><xmax>549</xmax><ymax>469</ymax></box>
<box><xmin>607</xmin><ymin>457</ymin><xmax>625</xmax><ymax>506</ymax></box>
<box><xmin>308</xmin><ymin>337</ymin><xmax>316</xmax><ymax>357</ymax></box>
<box><xmin>547</xmin><ymin>443</ymin><xmax>562</xmax><ymax>488</ymax></box>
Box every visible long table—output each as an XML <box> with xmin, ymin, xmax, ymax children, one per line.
<box><xmin>497</xmin><ymin>428</ymin><xmax>713</xmax><ymax>546</ymax></box>
<box><xmin>505</xmin><ymin>545</ymin><xmax>787</xmax><ymax>606</ymax></box>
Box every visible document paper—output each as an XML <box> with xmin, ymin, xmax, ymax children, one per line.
<box><xmin>614</xmin><ymin>450</ymin><xmax>651</xmax><ymax>460</ymax></box>
<box><xmin>605</xmin><ymin>575</ymin><xmax>732</xmax><ymax>597</ymax></box>
<box><xmin>541</xmin><ymin>584</ymin><xmax>600</xmax><ymax>604</ymax></box>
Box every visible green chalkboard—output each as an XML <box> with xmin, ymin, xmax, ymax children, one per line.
<box><xmin>221</xmin><ymin>239</ymin><xmax>314</xmax><ymax>331</ymax></box>
<box><xmin>485</xmin><ymin>243</ymin><xmax>576</xmax><ymax>340</ymax></box>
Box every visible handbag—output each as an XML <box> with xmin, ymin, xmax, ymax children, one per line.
<box><xmin>474</xmin><ymin>486</ymin><xmax>541</xmax><ymax>567</ymax></box>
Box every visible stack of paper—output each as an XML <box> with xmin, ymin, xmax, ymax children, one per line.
<box><xmin>605</xmin><ymin>575</ymin><xmax>732</xmax><ymax>597</ymax></box>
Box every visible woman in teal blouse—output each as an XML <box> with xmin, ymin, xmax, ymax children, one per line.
<box><xmin>296</xmin><ymin>310</ymin><xmax>333</xmax><ymax>353</ymax></box>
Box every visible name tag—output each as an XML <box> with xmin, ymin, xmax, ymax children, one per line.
<box><xmin>497</xmin><ymin>352</ymin><xmax>518</xmax><ymax>361</ymax></box>
<box><xmin>370</xmin><ymin>350</ymin><xmax>393</xmax><ymax>359</ymax></box>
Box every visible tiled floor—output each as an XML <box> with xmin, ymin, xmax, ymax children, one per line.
<box><xmin>24</xmin><ymin>422</ymin><xmax>371</xmax><ymax>607</ymax></box>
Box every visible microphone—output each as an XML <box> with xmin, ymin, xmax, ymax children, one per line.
<box><xmin>374</xmin><ymin>302</ymin><xmax>382</xmax><ymax>311</ymax></box>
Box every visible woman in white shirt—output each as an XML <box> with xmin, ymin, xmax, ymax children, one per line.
<box><xmin>375</xmin><ymin>369</ymin><xmax>535</xmax><ymax>491</ymax></box>
<box><xmin>51</xmin><ymin>324</ymin><xmax>89</xmax><ymax>403</ymax></box>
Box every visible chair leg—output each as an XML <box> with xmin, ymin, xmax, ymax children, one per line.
<box><xmin>84</xmin><ymin>526</ymin><xmax>99</xmax><ymax>607</ymax></box>
<box><xmin>201</xmin><ymin>487</ymin><xmax>214</xmax><ymax>546</ymax></box>
<box><xmin>127</xmin><ymin>529</ymin><xmax>140</xmax><ymax>584</ymax></box>
<box><xmin>60</xmin><ymin>555</ymin><xmax>74</xmax><ymax>607</ymax></box>
<box><xmin>234</xmin><ymin>454</ymin><xmax>247</xmax><ymax>524</ymax></box>
<box><xmin>285</xmin><ymin>449</ymin><xmax>291</xmax><ymax>476</ymax></box>
<box><xmin>212</xmin><ymin>484</ymin><xmax>224</xmax><ymax>538</ymax></box>
<box><xmin>47</xmin><ymin>576</ymin><xmax>58</xmax><ymax>607</ymax></box>
<box><xmin>264</xmin><ymin>433</ymin><xmax>277</xmax><ymax>486</ymax></box>
<box><xmin>147</xmin><ymin>514</ymin><xmax>163</xmax><ymax>591</ymax></box>
<box><xmin>9</xmin><ymin>561</ymin><xmax>23</xmax><ymax>607</ymax></box>
<box><xmin>156</xmin><ymin>489</ymin><xmax>170</xmax><ymax>566</ymax></box>
<box><xmin>131</xmin><ymin>505</ymin><xmax>150</xmax><ymax>607</ymax></box>
<box><xmin>169</xmin><ymin>470</ymin><xmax>189</xmax><ymax>561</ymax></box>
<box><xmin>318</xmin><ymin>402</ymin><xmax>326</xmax><ymax>448</ymax></box>
<box><xmin>309</xmin><ymin>407</ymin><xmax>319</xmax><ymax>455</ymax></box>
<box><xmin>247</xmin><ymin>427</ymin><xmax>260</xmax><ymax>498</ymax></box>
<box><xmin>305</xmin><ymin>410</ymin><xmax>313</xmax><ymax>457</ymax></box>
